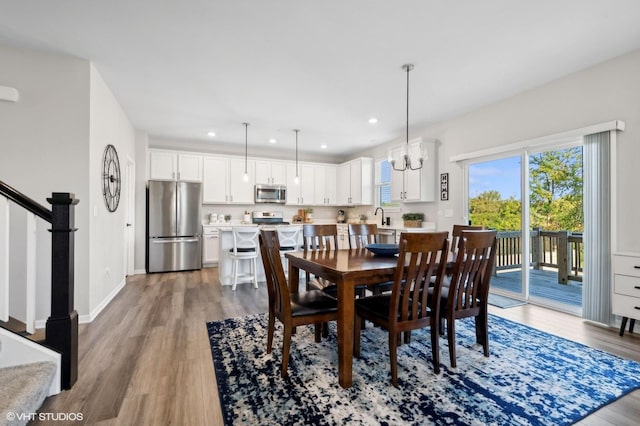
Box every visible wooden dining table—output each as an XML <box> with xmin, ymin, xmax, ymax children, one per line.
<box><xmin>285</xmin><ymin>248</ymin><xmax>399</xmax><ymax>388</ymax></box>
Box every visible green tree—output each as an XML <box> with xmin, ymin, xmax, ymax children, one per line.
<box><xmin>529</xmin><ymin>147</ymin><xmax>583</xmax><ymax>231</ymax></box>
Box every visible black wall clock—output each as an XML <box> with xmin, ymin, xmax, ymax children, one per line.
<box><xmin>102</xmin><ymin>144</ymin><xmax>121</xmax><ymax>212</ymax></box>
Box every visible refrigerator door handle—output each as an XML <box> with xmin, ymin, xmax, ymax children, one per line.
<box><xmin>153</xmin><ymin>238</ymin><xmax>200</xmax><ymax>243</ymax></box>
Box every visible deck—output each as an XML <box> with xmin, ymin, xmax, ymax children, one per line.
<box><xmin>491</xmin><ymin>268</ymin><xmax>582</xmax><ymax>307</ymax></box>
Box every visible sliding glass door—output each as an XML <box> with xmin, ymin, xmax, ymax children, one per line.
<box><xmin>468</xmin><ymin>155</ymin><xmax>524</xmax><ymax>297</ymax></box>
<box><xmin>466</xmin><ymin>145</ymin><xmax>584</xmax><ymax>313</ymax></box>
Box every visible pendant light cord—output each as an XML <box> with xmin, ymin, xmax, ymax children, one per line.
<box><xmin>294</xmin><ymin>129</ymin><xmax>300</xmax><ymax>178</ymax></box>
<box><xmin>243</xmin><ymin>122</ymin><xmax>249</xmax><ymax>174</ymax></box>
<box><xmin>403</xmin><ymin>64</ymin><xmax>413</xmax><ymax>145</ymax></box>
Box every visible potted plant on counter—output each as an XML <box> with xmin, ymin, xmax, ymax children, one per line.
<box><xmin>402</xmin><ymin>212</ymin><xmax>425</xmax><ymax>228</ymax></box>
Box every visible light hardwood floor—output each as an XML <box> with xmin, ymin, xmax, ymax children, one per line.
<box><xmin>32</xmin><ymin>268</ymin><xmax>640</xmax><ymax>425</ymax></box>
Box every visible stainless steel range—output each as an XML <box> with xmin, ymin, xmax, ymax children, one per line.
<box><xmin>252</xmin><ymin>211</ymin><xmax>289</xmax><ymax>226</ymax></box>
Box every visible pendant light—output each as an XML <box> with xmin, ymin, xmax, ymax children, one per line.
<box><xmin>242</xmin><ymin>122</ymin><xmax>249</xmax><ymax>182</ymax></box>
<box><xmin>389</xmin><ymin>63</ymin><xmax>426</xmax><ymax>171</ymax></box>
<box><xmin>293</xmin><ymin>129</ymin><xmax>300</xmax><ymax>184</ymax></box>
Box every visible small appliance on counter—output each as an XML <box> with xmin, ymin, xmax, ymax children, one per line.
<box><xmin>337</xmin><ymin>209</ymin><xmax>345</xmax><ymax>223</ymax></box>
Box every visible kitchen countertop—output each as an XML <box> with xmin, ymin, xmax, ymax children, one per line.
<box><xmin>203</xmin><ymin>221</ymin><xmax>437</xmax><ymax>232</ymax></box>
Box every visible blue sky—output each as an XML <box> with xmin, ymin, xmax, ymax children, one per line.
<box><xmin>469</xmin><ymin>156</ymin><xmax>521</xmax><ymax>199</ymax></box>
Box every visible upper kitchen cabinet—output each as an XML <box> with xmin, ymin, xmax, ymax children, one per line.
<box><xmin>202</xmin><ymin>156</ymin><xmax>255</xmax><ymax>204</ymax></box>
<box><xmin>149</xmin><ymin>150</ymin><xmax>202</xmax><ymax>182</ymax></box>
<box><xmin>337</xmin><ymin>157</ymin><xmax>373</xmax><ymax>205</ymax></box>
<box><xmin>229</xmin><ymin>158</ymin><xmax>255</xmax><ymax>203</ymax></box>
<box><xmin>255</xmin><ymin>160</ymin><xmax>286</xmax><ymax>185</ymax></box>
<box><xmin>314</xmin><ymin>164</ymin><xmax>337</xmax><ymax>205</ymax></box>
<box><xmin>390</xmin><ymin>139</ymin><xmax>436</xmax><ymax>202</ymax></box>
<box><xmin>286</xmin><ymin>162</ymin><xmax>314</xmax><ymax>205</ymax></box>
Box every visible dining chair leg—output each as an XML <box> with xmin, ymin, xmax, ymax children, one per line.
<box><xmin>403</xmin><ymin>331</ymin><xmax>412</xmax><ymax>344</ymax></box>
<box><xmin>353</xmin><ymin>314</ymin><xmax>362</xmax><ymax>357</ymax></box>
<box><xmin>281</xmin><ymin>324</ymin><xmax>293</xmax><ymax>379</ymax></box>
<box><xmin>430</xmin><ymin>319</ymin><xmax>441</xmax><ymax>374</ymax></box>
<box><xmin>389</xmin><ymin>331</ymin><xmax>399</xmax><ymax>387</ymax></box>
<box><xmin>477</xmin><ymin>310</ymin><xmax>489</xmax><ymax>357</ymax></box>
<box><xmin>267</xmin><ymin>312</ymin><xmax>275</xmax><ymax>353</ymax></box>
<box><xmin>314</xmin><ymin>323</ymin><xmax>322</xmax><ymax>342</ymax></box>
<box><xmin>322</xmin><ymin>322</ymin><xmax>329</xmax><ymax>338</ymax></box>
<box><xmin>447</xmin><ymin>318</ymin><xmax>457</xmax><ymax>368</ymax></box>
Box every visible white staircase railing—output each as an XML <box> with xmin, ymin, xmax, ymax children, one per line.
<box><xmin>0</xmin><ymin>195</ymin><xmax>8</xmax><ymax>322</ymax></box>
<box><xmin>0</xmin><ymin>195</ymin><xmax>38</xmax><ymax>334</ymax></box>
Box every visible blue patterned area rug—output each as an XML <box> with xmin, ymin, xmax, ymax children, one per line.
<box><xmin>206</xmin><ymin>313</ymin><xmax>640</xmax><ymax>425</ymax></box>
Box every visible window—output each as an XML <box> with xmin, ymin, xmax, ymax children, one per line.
<box><xmin>376</xmin><ymin>160</ymin><xmax>400</xmax><ymax>209</ymax></box>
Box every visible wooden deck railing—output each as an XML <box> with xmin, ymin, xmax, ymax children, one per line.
<box><xmin>495</xmin><ymin>227</ymin><xmax>583</xmax><ymax>284</ymax></box>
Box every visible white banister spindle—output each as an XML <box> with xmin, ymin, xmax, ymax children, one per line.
<box><xmin>0</xmin><ymin>195</ymin><xmax>9</xmax><ymax>322</ymax></box>
<box><xmin>25</xmin><ymin>212</ymin><xmax>36</xmax><ymax>334</ymax></box>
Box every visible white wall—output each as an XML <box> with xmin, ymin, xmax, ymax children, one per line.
<box><xmin>354</xmin><ymin>48</ymin><xmax>640</xmax><ymax>252</ymax></box>
<box><xmin>0</xmin><ymin>43</ymin><xmax>135</xmax><ymax>322</ymax></box>
<box><xmin>88</xmin><ymin>64</ymin><xmax>135</xmax><ymax>316</ymax></box>
<box><xmin>134</xmin><ymin>130</ymin><xmax>148</xmax><ymax>273</ymax></box>
<box><xmin>0</xmin><ymin>43</ymin><xmax>91</xmax><ymax>318</ymax></box>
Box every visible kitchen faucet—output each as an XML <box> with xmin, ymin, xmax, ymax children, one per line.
<box><xmin>374</xmin><ymin>207</ymin><xmax>386</xmax><ymax>226</ymax></box>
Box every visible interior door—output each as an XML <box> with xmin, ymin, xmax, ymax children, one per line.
<box><xmin>125</xmin><ymin>158</ymin><xmax>135</xmax><ymax>276</ymax></box>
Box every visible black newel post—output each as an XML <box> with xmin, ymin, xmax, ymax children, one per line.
<box><xmin>45</xmin><ymin>192</ymin><xmax>79</xmax><ymax>390</ymax></box>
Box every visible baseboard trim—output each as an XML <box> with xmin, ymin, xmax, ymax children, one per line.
<box><xmin>134</xmin><ymin>268</ymin><xmax>147</xmax><ymax>275</ymax></box>
<box><xmin>35</xmin><ymin>277</ymin><xmax>127</xmax><ymax>327</ymax></box>
<box><xmin>85</xmin><ymin>277</ymin><xmax>127</xmax><ymax>323</ymax></box>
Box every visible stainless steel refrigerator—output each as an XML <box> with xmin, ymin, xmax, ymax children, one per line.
<box><xmin>146</xmin><ymin>180</ymin><xmax>202</xmax><ymax>273</ymax></box>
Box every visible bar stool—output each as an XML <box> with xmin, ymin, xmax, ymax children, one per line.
<box><xmin>276</xmin><ymin>225</ymin><xmax>301</xmax><ymax>277</ymax></box>
<box><xmin>229</xmin><ymin>226</ymin><xmax>260</xmax><ymax>291</ymax></box>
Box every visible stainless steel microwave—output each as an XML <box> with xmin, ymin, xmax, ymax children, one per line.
<box><xmin>255</xmin><ymin>184</ymin><xmax>287</xmax><ymax>204</ymax></box>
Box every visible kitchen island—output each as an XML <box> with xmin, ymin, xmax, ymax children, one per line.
<box><xmin>213</xmin><ymin>222</ymin><xmax>436</xmax><ymax>287</ymax></box>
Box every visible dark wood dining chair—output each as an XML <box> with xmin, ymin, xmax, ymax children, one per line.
<box><xmin>354</xmin><ymin>231</ymin><xmax>449</xmax><ymax>386</ymax></box>
<box><xmin>302</xmin><ymin>224</ymin><xmax>340</xmax><ymax>294</ymax></box>
<box><xmin>259</xmin><ymin>229</ymin><xmax>338</xmax><ymax>379</ymax></box>
<box><xmin>450</xmin><ymin>224</ymin><xmax>485</xmax><ymax>254</ymax></box>
<box><xmin>440</xmin><ymin>229</ymin><xmax>497</xmax><ymax>368</ymax></box>
<box><xmin>348</xmin><ymin>223</ymin><xmax>393</xmax><ymax>295</ymax></box>
<box><xmin>347</xmin><ymin>223</ymin><xmax>378</xmax><ymax>248</ymax></box>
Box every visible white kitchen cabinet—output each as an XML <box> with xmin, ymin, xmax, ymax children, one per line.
<box><xmin>612</xmin><ymin>253</ymin><xmax>640</xmax><ymax>335</ymax></box>
<box><xmin>229</xmin><ymin>158</ymin><xmax>255</xmax><ymax>203</ymax></box>
<box><xmin>337</xmin><ymin>157</ymin><xmax>373</xmax><ymax>205</ymax></box>
<box><xmin>202</xmin><ymin>226</ymin><xmax>220</xmax><ymax>266</ymax></box>
<box><xmin>286</xmin><ymin>163</ymin><xmax>314</xmax><ymax>205</ymax></box>
<box><xmin>390</xmin><ymin>139</ymin><xmax>435</xmax><ymax>202</ymax></box>
<box><xmin>149</xmin><ymin>150</ymin><xmax>202</xmax><ymax>181</ymax></box>
<box><xmin>202</xmin><ymin>156</ymin><xmax>254</xmax><ymax>204</ymax></box>
<box><xmin>202</xmin><ymin>157</ymin><xmax>230</xmax><ymax>203</ymax></box>
<box><xmin>255</xmin><ymin>160</ymin><xmax>286</xmax><ymax>185</ymax></box>
<box><xmin>314</xmin><ymin>165</ymin><xmax>337</xmax><ymax>205</ymax></box>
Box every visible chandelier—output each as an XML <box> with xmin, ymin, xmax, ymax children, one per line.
<box><xmin>389</xmin><ymin>64</ymin><xmax>427</xmax><ymax>171</ymax></box>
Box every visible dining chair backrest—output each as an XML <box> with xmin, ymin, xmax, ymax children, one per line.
<box><xmin>347</xmin><ymin>223</ymin><xmax>378</xmax><ymax>249</ymax></box>
<box><xmin>302</xmin><ymin>224</ymin><xmax>339</xmax><ymax>251</ymax></box>
<box><xmin>259</xmin><ymin>230</ymin><xmax>290</xmax><ymax>320</ymax></box>
<box><xmin>276</xmin><ymin>225</ymin><xmax>301</xmax><ymax>252</ymax></box>
<box><xmin>390</xmin><ymin>231</ymin><xmax>449</xmax><ymax>325</ymax></box>
<box><xmin>450</xmin><ymin>224</ymin><xmax>485</xmax><ymax>253</ymax></box>
<box><xmin>231</xmin><ymin>226</ymin><xmax>260</xmax><ymax>255</ymax></box>
<box><xmin>448</xmin><ymin>230</ymin><xmax>498</xmax><ymax>315</ymax></box>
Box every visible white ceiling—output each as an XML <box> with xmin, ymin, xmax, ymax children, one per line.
<box><xmin>1</xmin><ymin>0</ymin><xmax>640</xmax><ymax>157</ymax></box>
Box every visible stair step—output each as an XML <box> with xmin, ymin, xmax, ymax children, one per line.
<box><xmin>0</xmin><ymin>361</ymin><xmax>57</xmax><ymax>425</ymax></box>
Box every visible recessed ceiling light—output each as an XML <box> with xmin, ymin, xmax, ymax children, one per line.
<box><xmin>207</xmin><ymin>131</ymin><xmax>216</xmax><ymax>137</ymax></box>
<box><xmin>368</xmin><ymin>117</ymin><xmax>378</xmax><ymax>124</ymax></box>
<box><xmin>321</xmin><ymin>144</ymin><xmax>327</xmax><ymax>149</ymax></box>
<box><xmin>268</xmin><ymin>138</ymin><xmax>277</xmax><ymax>144</ymax></box>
